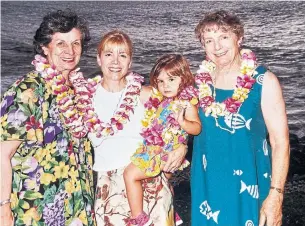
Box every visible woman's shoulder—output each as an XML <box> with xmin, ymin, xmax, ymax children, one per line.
<box><xmin>1</xmin><ymin>70</ymin><xmax>46</xmax><ymax>101</ymax></box>
<box><xmin>140</xmin><ymin>85</ymin><xmax>153</xmax><ymax>103</ymax></box>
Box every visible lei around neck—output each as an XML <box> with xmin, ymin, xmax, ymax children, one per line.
<box><xmin>195</xmin><ymin>49</ymin><xmax>257</xmax><ymax>118</ymax></box>
<box><xmin>32</xmin><ymin>54</ymin><xmax>144</xmax><ymax>139</ymax></box>
<box><xmin>141</xmin><ymin>86</ymin><xmax>198</xmax><ymax>147</ymax></box>
<box><xmin>32</xmin><ymin>55</ymin><xmax>87</xmax><ymax>138</ymax></box>
<box><xmin>70</xmin><ymin>70</ymin><xmax>144</xmax><ymax>139</ymax></box>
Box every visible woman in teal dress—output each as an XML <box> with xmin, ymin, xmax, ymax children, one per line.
<box><xmin>191</xmin><ymin>10</ymin><xmax>290</xmax><ymax>226</ymax></box>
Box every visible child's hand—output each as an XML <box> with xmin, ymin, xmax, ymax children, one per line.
<box><xmin>173</xmin><ymin>102</ymin><xmax>187</xmax><ymax>126</ymax></box>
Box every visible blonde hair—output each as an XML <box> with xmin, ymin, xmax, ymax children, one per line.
<box><xmin>97</xmin><ymin>30</ymin><xmax>133</xmax><ymax>57</ymax></box>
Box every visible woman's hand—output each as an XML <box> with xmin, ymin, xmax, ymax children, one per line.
<box><xmin>259</xmin><ymin>190</ymin><xmax>283</xmax><ymax>226</ymax></box>
<box><xmin>1</xmin><ymin>204</ymin><xmax>14</xmax><ymax>226</ymax></box>
<box><xmin>163</xmin><ymin>144</ymin><xmax>187</xmax><ymax>173</ymax></box>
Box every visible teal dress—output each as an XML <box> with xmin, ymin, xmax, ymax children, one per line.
<box><xmin>191</xmin><ymin>66</ymin><xmax>272</xmax><ymax>226</ymax></box>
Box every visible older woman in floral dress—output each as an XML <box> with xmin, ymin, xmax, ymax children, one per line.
<box><xmin>0</xmin><ymin>10</ymin><xmax>96</xmax><ymax>225</ymax></box>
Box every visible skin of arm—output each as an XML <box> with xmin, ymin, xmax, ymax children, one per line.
<box><xmin>174</xmin><ymin>103</ymin><xmax>202</xmax><ymax>135</ymax></box>
<box><xmin>259</xmin><ymin>71</ymin><xmax>290</xmax><ymax>226</ymax></box>
<box><xmin>139</xmin><ymin>85</ymin><xmax>188</xmax><ymax>172</ymax></box>
<box><xmin>0</xmin><ymin>140</ymin><xmax>22</xmax><ymax>225</ymax></box>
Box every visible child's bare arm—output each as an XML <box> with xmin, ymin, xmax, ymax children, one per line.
<box><xmin>175</xmin><ymin>103</ymin><xmax>201</xmax><ymax>135</ymax></box>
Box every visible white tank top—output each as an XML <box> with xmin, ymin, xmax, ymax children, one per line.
<box><xmin>89</xmin><ymin>85</ymin><xmax>144</xmax><ymax>171</ymax></box>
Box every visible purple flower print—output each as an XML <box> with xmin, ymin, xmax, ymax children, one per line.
<box><xmin>7</xmin><ymin>109</ymin><xmax>28</xmax><ymax>127</ymax></box>
<box><xmin>1</xmin><ymin>94</ymin><xmax>15</xmax><ymax>117</ymax></box>
<box><xmin>23</xmin><ymin>166</ymin><xmax>43</xmax><ymax>191</ymax></box>
<box><xmin>43</xmin><ymin>191</ymin><xmax>66</xmax><ymax>226</ymax></box>
<box><xmin>44</xmin><ymin>121</ymin><xmax>62</xmax><ymax>144</ymax></box>
<box><xmin>56</xmin><ymin>138</ymin><xmax>68</xmax><ymax>155</ymax></box>
<box><xmin>22</xmin><ymin>157</ymin><xmax>39</xmax><ymax>173</ymax></box>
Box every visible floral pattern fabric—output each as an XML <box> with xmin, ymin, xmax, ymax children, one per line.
<box><xmin>94</xmin><ymin>167</ymin><xmax>175</xmax><ymax>226</ymax></box>
<box><xmin>131</xmin><ymin>99</ymin><xmax>190</xmax><ymax>177</ymax></box>
<box><xmin>1</xmin><ymin>71</ymin><xmax>96</xmax><ymax>226</ymax></box>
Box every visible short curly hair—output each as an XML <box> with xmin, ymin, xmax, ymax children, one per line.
<box><xmin>195</xmin><ymin>10</ymin><xmax>244</xmax><ymax>44</ymax></box>
<box><xmin>150</xmin><ymin>54</ymin><xmax>194</xmax><ymax>94</ymax></box>
<box><xmin>33</xmin><ymin>9</ymin><xmax>91</xmax><ymax>56</ymax></box>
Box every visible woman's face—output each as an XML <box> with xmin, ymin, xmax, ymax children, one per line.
<box><xmin>42</xmin><ymin>28</ymin><xmax>82</xmax><ymax>75</ymax></box>
<box><xmin>97</xmin><ymin>43</ymin><xmax>132</xmax><ymax>82</ymax></box>
<box><xmin>202</xmin><ymin>27</ymin><xmax>242</xmax><ymax>67</ymax></box>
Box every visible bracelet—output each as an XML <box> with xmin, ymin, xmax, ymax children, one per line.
<box><xmin>0</xmin><ymin>198</ymin><xmax>11</xmax><ymax>206</ymax></box>
<box><xmin>270</xmin><ymin>186</ymin><xmax>284</xmax><ymax>194</ymax></box>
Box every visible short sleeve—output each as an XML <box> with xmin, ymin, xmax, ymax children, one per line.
<box><xmin>1</xmin><ymin>73</ymin><xmax>44</xmax><ymax>144</ymax></box>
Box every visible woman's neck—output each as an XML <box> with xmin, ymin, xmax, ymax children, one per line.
<box><xmin>102</xmin><ymin>78</ymin><xmax>126</xmax><ymax>92</ymax></box>
<box><xmin>62</xmin><ymin>70</ymin><xmax>72</xmax><ymax>87</ymax></box>
<box><xmin>214</xmin><ymin>55</ymin><xmax>241</xmax><ymax>78</ymax></box>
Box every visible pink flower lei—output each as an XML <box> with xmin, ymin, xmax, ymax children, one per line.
<box><xmin>70</xmin><ymin>70</ymin><xmax>144</xmax><ymax>138</ymax></box>
<box><xmin>141</xmin><ymin>86</ymin><xmax>199</xmax><ymax>147</ymax></box>
<box><xmin>32</xmin><ymin>55</ymin><xmax>87</xmax><ymax>138</ymax></box>
<box><xmin>32</xmin><ymin>54</ymin><xmax>144</xmax><ymax>139</ymax></box>
<box><xmin>195</xmin><ymin>49</ymin><xmax>257</xmax><ymax>118</ymax></box>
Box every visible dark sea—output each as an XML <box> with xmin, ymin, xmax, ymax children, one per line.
<box><xmin>1</xmin><ymin>1</ymin><xmax>305</xmax><ymax>225</ymax></box>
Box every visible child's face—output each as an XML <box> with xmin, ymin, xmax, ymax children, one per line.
<box><xmin>156</xmin><ymin>70</ymin><xmax>182</xmax><ymax>98</ymax></box>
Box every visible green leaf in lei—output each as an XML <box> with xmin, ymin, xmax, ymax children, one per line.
<box><xmin>23</xmin><ymin>190</ymin><xmax>43</xmax><ymax>200</ymax></box>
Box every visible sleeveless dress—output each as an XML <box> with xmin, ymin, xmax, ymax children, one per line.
<box><xmin>191</xmin><ymin>66</ymin><xmax>272</xmax><ymax>226</ymax></box>
<box><xmin>131</xmin><ymin>98</ymin><xmax>190</xmax><ymax>177</ymax></box>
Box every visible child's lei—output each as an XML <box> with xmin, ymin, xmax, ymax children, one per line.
<box><xmin>140</xmin><ymin>86</ymin><xmax>199</xmax><ymax>149</ymax></box>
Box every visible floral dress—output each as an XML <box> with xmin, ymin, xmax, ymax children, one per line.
<box><xmin>131</xmin><ymin>98</ymin><xmax>190</xmax><ymax>177</ymax></box>
<box><xmin>1</xmin><ymin>70</ymin><xmax>96</xmax><ymax>226</ymax></box>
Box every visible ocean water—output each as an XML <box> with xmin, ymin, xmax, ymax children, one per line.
<box><xmin>1</xmin><ymin>1</ymin><xmax>305</xmax><ymax>142</ymax></box>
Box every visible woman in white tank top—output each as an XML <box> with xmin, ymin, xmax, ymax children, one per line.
<box><xmin>87</xmin><ymin>30</ymin><xmax>187</xmax><ymax>226</ymax></box>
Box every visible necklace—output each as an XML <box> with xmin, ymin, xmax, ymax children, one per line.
<box><xmin>195</xmin><ymin>49</ymin><xmax>257</xmax><ymax>132</ymax></box>
<box><xmin>32</xmin><ymin>55</ymin><xmax>87</xmax><ymax>138</ymax></box>
<box><xmin>141</xmin><ymin>86</ymin><xmax>198</xmax><ymax>147</ymax></box>
<box><xmin>70</xmin><ymin>70</ymin><xmax>144</xmax><ymax>138</ymax></box>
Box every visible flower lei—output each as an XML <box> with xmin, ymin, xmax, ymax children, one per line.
<box><xmin>32</xmin><ymin>55</ymin><xmax>87</xmax><ymax>138</ymax></box>
<box><xmin>141</xmin><ymin>86</ymin><xmax>198</xmax><ymax>148</ymax></box>
<box><xmin>32</xmin><ymin>55</ymin><xmax>144</xmax><ymax>139</ymax></box>
<box><xmin>70</xmin><ymin>71</ymin><xmax>144</xmax><ymax>138</ymax></box>
<box><xmin>195</xmin><ymin>49</ymin><xmax>257</xmax><ymax>118</ymax></box>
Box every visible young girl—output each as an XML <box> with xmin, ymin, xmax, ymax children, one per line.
<box><xmin>123</xmin><ymin>54</ymin><xmax>201</xmax><ymax>226</ymax></box>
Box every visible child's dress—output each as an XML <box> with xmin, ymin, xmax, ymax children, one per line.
<box><xmin>131</xmin><ymin>87</ymin><xmax>198</xmax><ymax>177</ymax></box>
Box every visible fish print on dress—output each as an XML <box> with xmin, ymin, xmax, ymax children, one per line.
<box><xmin>245</xmin><ymin>220</ymin><xmax>255</xmax><ymax>226</ymax></box>
<box><xmin>263</xmin><ymin>139</ymin><xmax>269</xmax><ymax>156</ymax></box>
<box><xmin>256</xmin><ymin>74</ymin><xmax>264</xmax><ymax>85</ymax></box>
<box><xmin>199</xmin><ymin>200</ymin><xmax>220</xmax><ymax>224</ymax></box>
<box><xmin>202</xmin><ymin>154</ymin><xmax>207</xmax><ymax>171</ymax></box>
<box><xmin>224</xmin><ymin>113</ymin><xmax>252</xmax><ymax>130</ymax></box>
<box><xmin>233</xmin><ymin>169</ymin><xmax>243</xmax><ymax>176</ymax></box>
<box><xmin>239</xmin><ymin>180</ymin><xmax>259</xmax><ymax>199</ymax></box>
